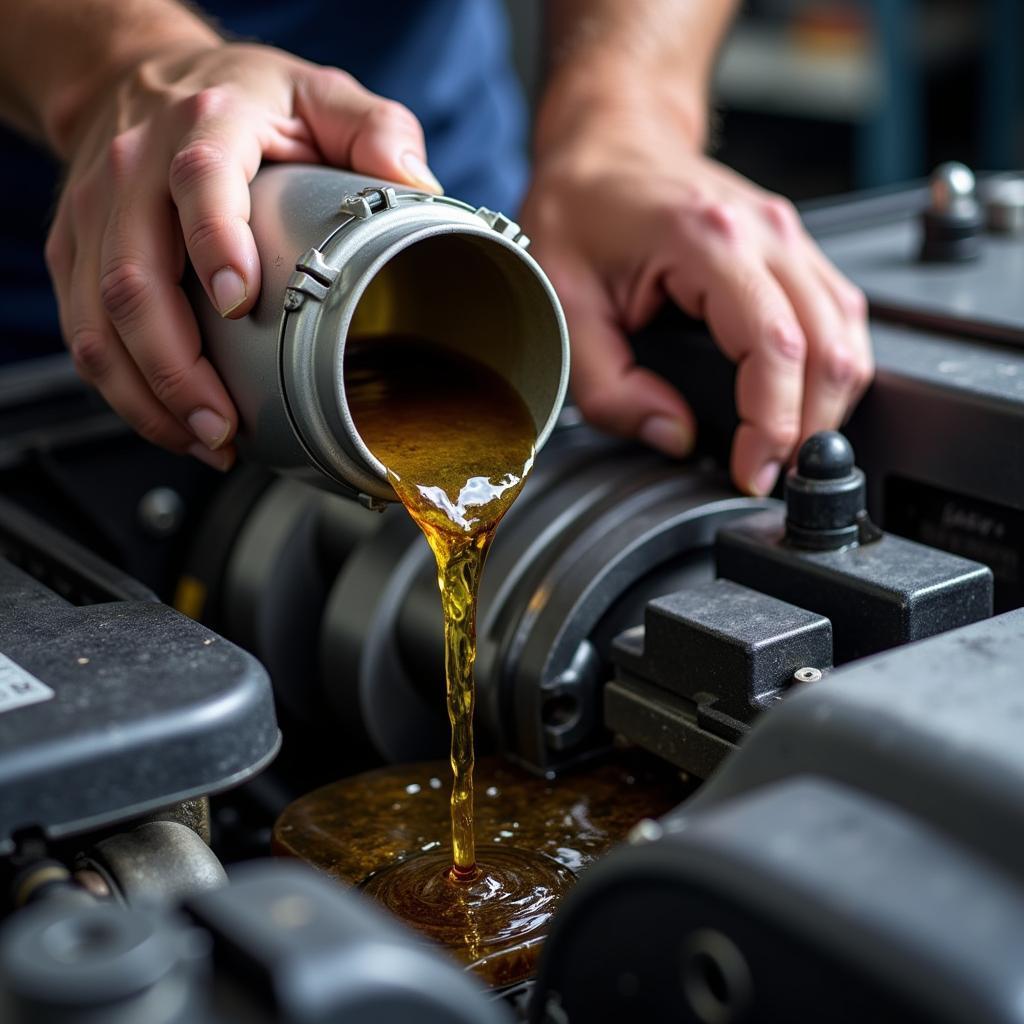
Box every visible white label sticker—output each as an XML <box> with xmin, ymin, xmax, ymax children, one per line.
<box><xmin>0</xmin><ymin>652</ymin><xmax>55</xmax><ymax>714</ymax></box>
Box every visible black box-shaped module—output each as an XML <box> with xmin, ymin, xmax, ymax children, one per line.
<box><xmin>717</xmin><ymin>510</ymin><xmax>993</xmax><ymax>663</ymax></box>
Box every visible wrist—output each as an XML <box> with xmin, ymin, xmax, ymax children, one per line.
<box><xmin>534</xmin><ymin>55</ymin><xmax>709</xmax><ymax>163</ymax></box>
<box><xmin>43</xmin><ymin>17</ymin><xmax>221</xmax><ymax>158</ymax></box>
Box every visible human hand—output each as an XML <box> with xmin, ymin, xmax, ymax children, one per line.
<box><xmin>45</xmin><ymin>42</ymin><xmax>441</xmax><ymax>468</ymax></box>
<box><xmin>521</xmin><ymin>98</ymin><xmax>872</xmax><ymax>496</ymax></box>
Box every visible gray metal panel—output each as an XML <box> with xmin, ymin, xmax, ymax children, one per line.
<box><xmin>819</xmin><ymin>209</ymin><xmax>1024</xmax><ymax>346</ymax></box>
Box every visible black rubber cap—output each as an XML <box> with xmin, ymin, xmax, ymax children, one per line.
<box><xmin>796</xmin><ymin>431</ymin><xmax>855</xmax><ymax>481</ymax></box>
<box><xmin>785</xmin><ymin>432</ymin><xmax>866</xmax><ymax>550</ymax></box>
<box><xmin>920</xmin><ymin>208</ymin><xmax>983</xmax><ymax>263</ymax></box>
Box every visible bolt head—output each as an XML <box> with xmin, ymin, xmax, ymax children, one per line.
<box><xmin>794</xmin><ymin>667</ymin><xmax>823</xmax><ymax>684</ymax></box>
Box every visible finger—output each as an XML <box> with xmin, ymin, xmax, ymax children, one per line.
<box><xmin>58</xmin><ymin>164</ymin><xmax>193</xmax><ymax>453</ymax></box>
<box><xmin>808</xmin><ymin>248</ymin><xmax>875</xmax><ymax>417</ymax></box>
<box><xmin>67</xmin><ymin>235</ymin><xmax>201</xmax><ymax>458</ymax></box>
<box><xmin>294</xmin><ymin>66</ymin><xmax>442</xmax><ymax>193</ymax></box>
<box><xmin>557</xmin><ymin>262</ymin><xmax>696</xmax><ymax>457</ymax></box>
<box><xmin>99</xmin><ymin>133</ymin><xmax>239</xmax><ymax>453</ymax></box>
<box><xmin>771</xmin><ymin>247</ymin><xmax>858</xmax><ymax>445</ymax></box>
<box><xmin>168</xmin><ymin>90</ymin><xmax>265</xmax><ymax>319</ymax></box>
<box><xmin>668</xmin><ymin>256</ymin><xmax>806</xmax><ymax>496</ymax></box>
<box><xmin>44</xmin><ymin>198</ymin><xmax>75</xmax><ymax>320</ymax></box>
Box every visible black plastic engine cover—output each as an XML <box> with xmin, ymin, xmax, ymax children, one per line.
<box><xmin>534</xmin><ymin>609</ymin><xmax>1024</xmax><ymax>1024</ymax></box>
<box><xmin>0</xmin><ymin>505</ymin><xmax>279</xmax><ymax>854</ymax></box>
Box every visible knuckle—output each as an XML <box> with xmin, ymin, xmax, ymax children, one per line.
<box><xmin>320</xmin><ymin>65</ymin><xmax>358</xmax><ymax>90</ymax></box>
<box><xmin>183</xmin><ymin>212</ymin><xmax>234</xmax><ymax>255</ymax></box>
<box><xmin>183</xmin><ymin>86</ymin><xmax>233</xmax><ymax>122</ymax></box>
<box><xmin>839</xmin><ymin>283</ymin><xmax>868</xmax><ymax>320</ymax></box>
<box><xmin>106</xmin><ymin>132</ymin><xmax>139</xmax><ymax>180</ymax></box>
<box><xmin>763</xmin><ymin>320</ymin><xmax>806</xmax><ymax>363</ymax></box>
<box><xmin>147</xmin><ymin>359</ymin><xmax>192</xmax><ymax>405</ymax></box>
<box><xmin>699</xmin><ymin>201</ymin><xmax>741</xmax><ymax>241</ymax></box>
<box><xmin>67</xmin><ymin>180</ymin><xmax>94</xmax><ymax>220</ymax></box>
<box><xmin>169</xmin><ymin>140</ymin><xmax>228</xmax><ymax>194</ymax></box>
<box><xmin>573</xmin><ymin>386</ymin><xmax>623</xmax><ymax>433</ymax></box>
<box><xmin>820</xmin><ymin>344</ymin><xmax>857</xmax><ymax>388</ymax></box>
<box><xmin>762</xmin><ymin>418</ymin><xmax>801</xmax><ymax>451</ymax></box>
<box><xmin>366</xmin><ymin>97</ymin><xmax>420</xmax><ymax>133</ymax></box>
<box><xmin>68</xmin><ymin>326</ymin><xmax>112</xmax><ymax>381</ymax></box>
<box><xmin>43</xmin><ymin>229</ymin><xmax>69</xmax><ymax>278</ymax></box>
<box><xmin>99</xmin><ymin>261</ymin><xmax>150</xmax><ymax>323</ymax></box>
<box><xmin>762</xmin><ymin>195</ymin><xmax>800</xmax><ymax>235</ymax></box>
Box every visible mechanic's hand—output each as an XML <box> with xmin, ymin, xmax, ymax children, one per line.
<box><xmin>45</xmin><ymin>43</ymin><xmax>441</xmax><ymax>469</ymax></box>
<box><xmin>520</xmin><ymin>106</ymin><xmax>873</xmax><ymax>496</ymax></box>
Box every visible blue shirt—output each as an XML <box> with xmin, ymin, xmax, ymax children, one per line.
<box><xmin>0</xmin><ymin>0</ymin><xmax>528</xmax><ymax>361</ymax></box>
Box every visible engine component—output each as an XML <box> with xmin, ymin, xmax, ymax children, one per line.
<box><xmin>186</xmin><ymin>861</ymin><xmax>512</xmax><ymax>1024</ymax></box>
<box><xmin>0</xmin><ymin>861</ymin><xmax>510</xmax><ymax>1024</ymax></box>
<box><xmin>603</xmin><ymin>432</ymin><xmax>991</xmax><ymax>778</ymax></box>
<box><xmin>532</xmin><ymin>609</ymin><xmax>1024</xmax><ymax>1024</ymax></box>
<box><xmin>614</xmin><ymin>580</ymin><xmax>833</xmax><ymax>716</ymax></box>
<box><xmin>185</xmin><ymin>422</ymin><xmax>777</xmax><ymax>776</ymax></box>
<box><xmin>81</xmin><ymin>822</ymin><xmax>227</xmax><ymax>907</ymax></box>
<box><xmin>0</xmin><ymin>497</ymin><xmax>279</xmax><ymax>854</ymax></box>
<box><xmin>606</xmin><ymin>579</ymin><xmax>832</xmax><ymax>776</ymax></box>
<box><xmin>717</xmin><ymin>434</ymin><xmax>992</xmax><ymax>663</ymax></box>
<box><xmin>0</xmin><ymin>898</ymin><xmax>209</xmax><ymax>1024</ymax></box>
<box><xmin>983</xmin><ymin>173</ymin><xmax>1024</xmax><ymax>234</ymax></box>
<box><xmin>189</xmin><ymin>164</ymin><xmax>568</xmax><ymax>506</ymax></box>
<box><xmin>919</xmin><ymin>161</ymin><xmax>984</xmax><ymax>262</ymax></box>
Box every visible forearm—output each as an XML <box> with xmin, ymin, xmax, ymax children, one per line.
<box><xmin>538</xmin><ymin>0</ymin><xmax>739</xmax><ymax>153</ymax></box>
<box><xmin>0</xmin><ymin>0</ymin><xmax>219</xmax><ymax>157</ymax></box>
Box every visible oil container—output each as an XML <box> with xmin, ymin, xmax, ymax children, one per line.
<box><xmin>191</xmin><ymin>165</ymin><xmax>570</xmax><ymax>506</ymax></box>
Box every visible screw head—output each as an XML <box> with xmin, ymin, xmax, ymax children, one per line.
<box><xmin>793</xmin><ymin>667</ymin><xmax>823</xmax><ymax>684</ymax></box>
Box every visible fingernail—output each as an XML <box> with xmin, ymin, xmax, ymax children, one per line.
<box><xmin>639</xmin><ymin>415</ymin><xmax>694</xmax><ymax>458</ymax></box>
<box><xmin>401</xmin><ymin>151</ymin><xmax>443</xmax><ymax>194</ymax></box>
<box><xmin>187</xmin><ymin>407</ymin><xmax>231</xmax><ymax>450</ymax></box>
<box><xmin>188</xmin><ymin>442</ymin><xmax>234</xmax><ymax>472</ymax></box>
<box><xmin>751</xmin><ymin>460</ymin><xmax>783</xmax><ymax>496</ymax></box>
<box><xmin>211</xmin><ymin>267</ymin><xmax>247</xmax><ymax>316</ymax></box>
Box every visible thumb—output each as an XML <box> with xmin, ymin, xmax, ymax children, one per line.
<box><xmin>294</xmin><ymin>66</ymin><xmax>442</xmax><ymax>193</ymax></box>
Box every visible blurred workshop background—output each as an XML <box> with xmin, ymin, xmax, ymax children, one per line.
<box><xmin>504</xmin><ymin>0</ymin><xmax>1024</xmax><ymax>200</ymax></box>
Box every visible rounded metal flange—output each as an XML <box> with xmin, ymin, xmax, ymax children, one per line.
<box><xmin>281</xmin><ymin>196</ymin><xmax>570</xmax><ymax>502</ymax></box>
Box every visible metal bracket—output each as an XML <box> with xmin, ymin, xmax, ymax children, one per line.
<box><xmin>339</xmin><ymin>186</ymin><xmax>398</xmax><ymax>220</ymax></box>
<box><xmin>284</xmin><ymin>247</ymin><xmax>340</xmax><ymax>310</ymax></box>
<box><xmin>474</xmin><ymin>206</ymin><xmax>531</xmax><ymax>249</ymax></box>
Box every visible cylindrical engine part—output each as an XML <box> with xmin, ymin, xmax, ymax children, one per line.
<box><xmin>81</xmin><ymin>822</ymin><xmax>227</xmax><ymax>907</ymax></box>
<box><xmin>185</xmin><ymin>421</ymin><xmax>776</xmax><ymax>776</ymax></box>
<box><xmin>190</xmin><ymin>164</ymin><xmax>569</xmax><ymax>503</ymax></box>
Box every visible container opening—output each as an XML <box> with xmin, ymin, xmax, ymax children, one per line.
<box><xmin>343</xmin><ymin>232</ymin><xmax>565</xmax><ymax>443</ymax></box>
